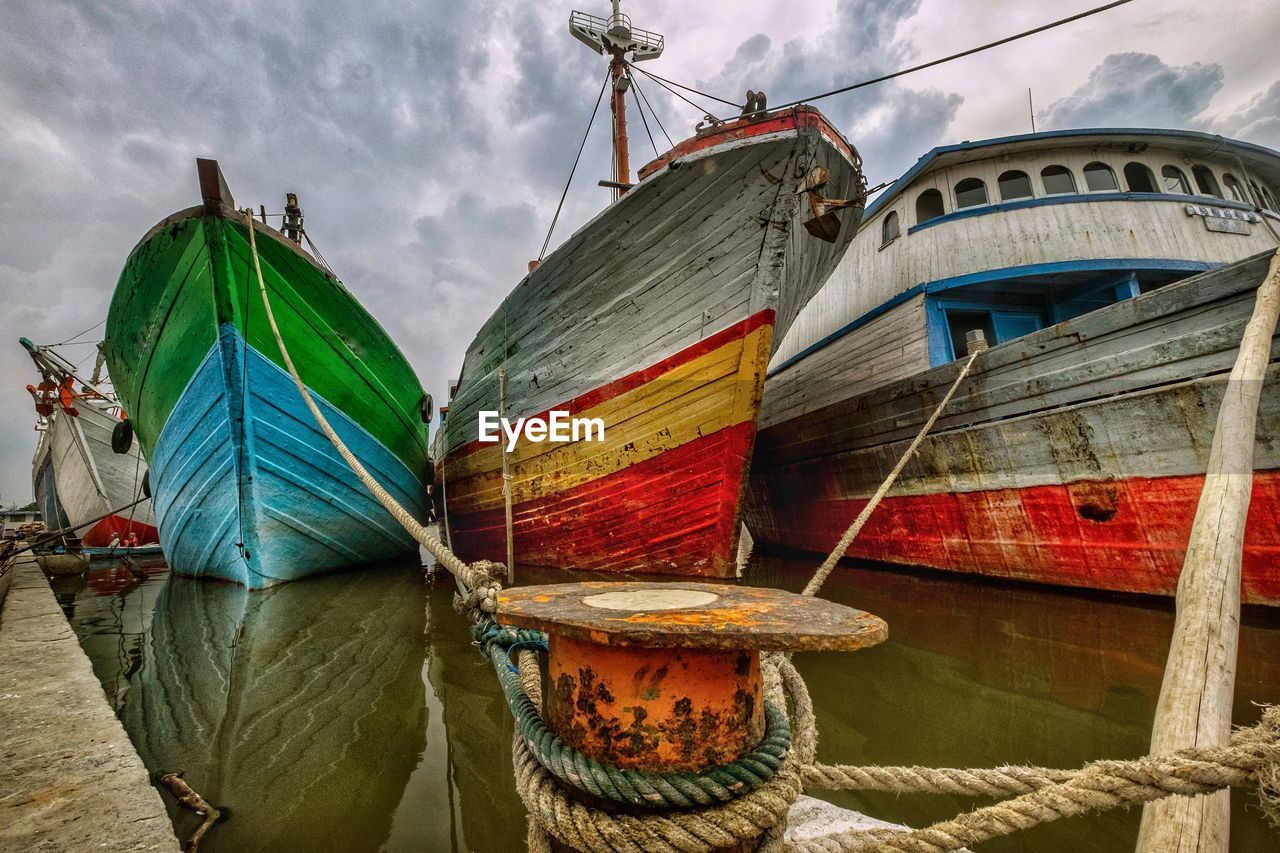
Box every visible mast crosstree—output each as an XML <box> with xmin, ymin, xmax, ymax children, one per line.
<box><xmin>569</xmin><ymin>1</ymin><xmax>664</xmax><ymax>193</ymax></box>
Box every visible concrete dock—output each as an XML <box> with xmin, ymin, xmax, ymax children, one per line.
<box><xmin>0</xmin><ymin>554</ymin><xmax>178</xmax><ymax>852</ymax></box>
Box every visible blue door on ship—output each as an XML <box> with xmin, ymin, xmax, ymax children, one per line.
<box><xmin>991</xmin><ymin>310</ymin><xmax>1043</xmax><ymax>343</ymax></box>
<box><xmin>936</xmin><ymin>303</ymin><xmax>1046</xmax><ymax>362</ymax></box>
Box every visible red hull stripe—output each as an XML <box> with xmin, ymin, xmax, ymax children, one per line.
<box><xmin>448</xmin><ymin>420</ymin><xmax>756</xmax><ymax>576</ymax></box>
<box><xmin>753</xmin><ymin>471</ymin><xmax>1280</xmax><ymax>606</ymax></box>
<box><xmin>637</xmin><ymin>107</ymin><xmax>854</xmax><ymax>179</ymax></box>
<box><xmin>453</xmin><ymin>309</ymin><xmax>773</xmax><ymax>459</ymax></box>
<box><xmin>83</xmin><ymin>515</ymin><xmax>160</xmax><ymax>548</ymax></box>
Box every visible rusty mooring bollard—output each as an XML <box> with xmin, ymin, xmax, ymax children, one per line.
<box><xmin>497</xmin><ymin>580</ymin><xmax>888</xmax><ymax>851</ymax></box>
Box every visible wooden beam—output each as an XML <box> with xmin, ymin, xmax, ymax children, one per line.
<box><xmin>196</xmin><ymin>158</ymin><xmax>235</xmax><ymax>211</ymax></box>
<box><xmin>1136</xmin><ymin>246</ymin><xmax>1280</xmax><ymax>852</ymax></box>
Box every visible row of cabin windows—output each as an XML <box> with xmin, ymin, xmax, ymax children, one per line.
<box><xmin>885</xmin><ymin>160</ymin><xmax>1280</xmax><ymax>239</ymax></box>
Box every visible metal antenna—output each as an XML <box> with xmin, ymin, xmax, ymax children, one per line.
<box><xmin>569</xmin><ymin>1</ymin><xmax>664</xmax><ymax>195</ymax></box>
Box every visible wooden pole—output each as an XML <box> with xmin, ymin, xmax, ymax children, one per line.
<box><xmin>499</xmin><ymin>366</ymin><xmax>515</xmax><ymax>582</ymax></box>
<box><xmin>609</xmin><ymin>53</ymin><xmax>630</xmax><ymax>190</ymax></box>
<box><xmin>1136</xmin><ymin>247</ymin><xmax>1280</xmax><ymax>852</ymax></box>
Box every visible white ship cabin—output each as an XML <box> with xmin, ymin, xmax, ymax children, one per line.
<box><xmin>768</xmin><ymin>128</ymin><xmax>1280</xmax><ymax>398</ymax></box>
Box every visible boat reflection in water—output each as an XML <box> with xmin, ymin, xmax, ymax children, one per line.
<box><xmin>119</xmin><ymin>565</ymin><xmax>429</xmax><ymax>851</ymax></box>
<box><xmin>385</xmin><ymin>570</ymin><xmax>522</xmax><ymax>852</ymax></box>
<box><xmin>59</xmin><ymin>551</ymin><xmax>1280</xmax><ymax>852</ymax></box>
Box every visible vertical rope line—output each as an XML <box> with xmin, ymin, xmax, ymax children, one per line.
<box><xmin>539</xmin><ymin>71</ymin><xmax>611</xmax><ymax>261</ymax></box>
<box><xmin>631</xmin><ymin>79</ymin><xmax>660</xmax><ymax>158</ymax></box>
<box><xmin>240</xmin><ymin>209</ymin><xmax>476</xmax><ymax>582</ymax></box>
<box><xmin>630</xmin><ymin>74</ymin><xmax>673</xmax><ymax>149</ymax></box>
<box><xmin>802</xmin><ymin>347</ymin><xmax>983</xmax><ymax>598</ymax></box>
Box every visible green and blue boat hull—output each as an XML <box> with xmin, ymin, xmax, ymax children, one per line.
<box><xmin>105</xmin><ymin>164</ymin><xmax>430</xmax><ymax>587</ymax></box>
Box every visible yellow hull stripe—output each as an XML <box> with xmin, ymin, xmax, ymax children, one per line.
<box><xmin>444</xmin><ymin>320</ymin><xmax>773</xmax><ymax>515</ymax></box>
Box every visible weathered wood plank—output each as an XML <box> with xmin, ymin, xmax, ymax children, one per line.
<box><xmin>759</xmin><ymin>253</ymin><xmax>1278</xmax><ymax>464</ymax></box>
<box><xmin>1136</xmin><ymin>248</ymin><xmax>1280</xmax><ymax>852</ymax></box>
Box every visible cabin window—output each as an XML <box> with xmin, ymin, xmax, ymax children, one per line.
<box><xmin>1083</xmin><ymin>162</ymin><xmax>1119</xmax><ymax>192</ymax></box>
<box><xmin>998</xmin><ymin>170</ymin><xmax>1033</xmax><ymax>201</ymax></box>
<box><xmin>954</xmin><ymin>177</ymin><xmax>988</xmax><ymax>209</ymax></box>
<box><xmin>916</xmin><ymin>189</ymin><xmax>945</xmax><ymax>224</ymax></box>
<box><xmin>1249</xmin><ymin>180</ymin><xmax>1270</xmax><ymax>210</ymax></box>
<box><xmin>1192</xmin><ymin>165</ymin><xmax>1221</xmax><ymax>198</ymax></box>
<box><xmin>1161</xmin><ymin>165</ymin><xmax>1191</xmax><ymax>195</ymax></box>
<box><xmin>1223</xmin><ymin>173</ymin><xmax>1246</xmax><ymax>202</ymax></box>
<box><xmin>881</xmin><ymin>210</ymin><xmax>900</xmax><ymax>245</ymax></box>
<box><xmin>1124</xmin><ymin>162</ymin><xmax>1157</xmax><ymax>193</ymax></box>
<box><xmin>1041</xmin><ymin>165</ymin><xmax>1076</xmax><ymax>195</ymax></box>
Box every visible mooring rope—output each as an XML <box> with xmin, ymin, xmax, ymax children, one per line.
<box><xmin>803</xmin><ymin>346</ymin><xmax>982</xmax><ymax>598</ymax></box>
<box><xmin>244</xmin><ymin>209</ymin><xmax>1280</xmax><ymax>851</ymax></box>
<box><xmin>241</xmin><ymin>209</ymin><xmax>500</xmax><ymax>613</ymax></box>
<box><xmin>485</xmin><ymin>625</ymin><xmax>793</xmax><ymax>810</ymax></box>
<box><xmin>788</xmin><ymin>707</ymin><xmax>1280</xmax><ymax>853</ymax></box>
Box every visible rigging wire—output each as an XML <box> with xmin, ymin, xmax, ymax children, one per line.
<box><xmin>630</xmin><ymin>0</ymin><xmax>1139</xmax><ymax>117</ymax></box>
<box><xmin>631</xmin><ymin>65</ymin><xmax>724</xmax><ymax>124</ymax></box>
<box><xmin>769</xmin><ymin>0</ymin><xmax>1139</xmax><ymax>112</ymax></box>
<box><xmin>539</xmin><ymin>70</ymin><xmax>611</xmax><ymax>261</ymax></box>
<box><xmin>51</xmin><ymin>318</ymin><xmax>106</xmax><ymax>347</ymax></box>
<box><xmin>630</xmin><ymin>73</ymin><xmax>674</xmax><ymax>149</ymax></box>
<box><xmin>302</xmin><ymin>231</ymin><xmax>335</xmax><ymax>276</ymax></box>
<box><xmin>624</xmin><ymin>63</ymin><xmax>739</xmax><ymax>108</ymax></box>
<box><xmin>631</xmin><ymin>79</ymin><xmax>661</xmax><ymax>158</ymax></box>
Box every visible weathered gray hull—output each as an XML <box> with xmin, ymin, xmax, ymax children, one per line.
<box><xmin>745</xmin><ymin>251</ymin><xmax>1280</xmax><ymax>604</ymax></box>
<box><xmin>439</xmin><ymin>109</ymin><xmax>864</xmax><ymax>576</ymax></box>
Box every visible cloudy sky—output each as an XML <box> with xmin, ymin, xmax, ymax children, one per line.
<box><xmin>1</xmin><ymin>0</ymin><xmax>1277</xmax><ymax>505</ymax></box>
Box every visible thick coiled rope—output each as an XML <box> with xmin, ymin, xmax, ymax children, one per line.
<box><xmin>479</xmin><ymin>622</ymin><xmax>794</xmax><ymax>810</ymax></box>
<box><xmin>515</xmin><ymin>652</ymin><xmax>810</xmax><ymax>853</ymax></box>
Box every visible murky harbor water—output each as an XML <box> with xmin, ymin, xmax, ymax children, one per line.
<box><xmin>54</xmin><ymin>554</ymin><xmax>1280</xmax><ymax>852</ymax></box>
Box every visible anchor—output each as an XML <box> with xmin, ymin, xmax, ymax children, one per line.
<box><xmin>798</xmin><ymin>165</ymin><xmax>858</xmax><ymax>242</ymax></box>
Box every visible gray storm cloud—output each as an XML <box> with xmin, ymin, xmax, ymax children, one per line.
<box><xmin>692</xmin><ymin>0</ymin><xmax>962</xmax><ymax>184</ymax></box>
<box><xmin>1041</xmin><ymin>52</ymin><xmax>1225</xmax><ymax>130</ymax></box>
<box><xmin>1214</xmin><ymin>80</ymin><xmax>1280</xmax><ymax>149</ymax></box>
<box><xmin>1</xmin><ymin>0</ymin><xmax>1277</xmax><ymax>505</ymax></box>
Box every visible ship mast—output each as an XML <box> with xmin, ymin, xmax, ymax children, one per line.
<box><xmin>569</xmin><ymin>1</ymin><xmax>664</xmax><ymax>197</ymax></box>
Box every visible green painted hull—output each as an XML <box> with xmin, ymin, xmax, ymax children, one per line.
<box><xmin>106</xmin><ymin>208</ymin><xmax>429</xmax><ymax>476</ymax></box>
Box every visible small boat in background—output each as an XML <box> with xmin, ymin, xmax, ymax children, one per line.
<box><xmin>435</xmin><ymin>4</ymin><xmax>866</xmax><ymax>577</ymax></box>
<box><xmin>104</xmin><ymin>160</ymin><xmax>432</xmax><ymax>588</ymax></box>
<box><xmin>746</xmin><ymin>128</ymin><xmax>1280</xmax><ymax>604</ymax></box>
<box><xmin>24</xmin><ymin>338</ymin><xmax>158</xmax><ymax>548</ymax></box>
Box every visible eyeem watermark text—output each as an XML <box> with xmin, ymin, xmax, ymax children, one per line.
<box><xmin>478</xmin><ymin>411</ymin><xmax>605</xmax><ymax>451</ymax></box>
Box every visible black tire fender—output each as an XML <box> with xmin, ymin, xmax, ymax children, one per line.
<box><xmin>111</xmin><ymin>419</ymin><xmax>134</xmax><ymax>454</ymax></box>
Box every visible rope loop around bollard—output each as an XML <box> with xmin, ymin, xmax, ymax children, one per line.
<box><xmin>477</xmin><ymin>619</ymin><xmax>794</xmax><ymax>810</ymax></box>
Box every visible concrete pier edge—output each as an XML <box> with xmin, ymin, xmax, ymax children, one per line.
<box><xmin>0</xmin><ymin>554</ymin><xmax>179</xmax><ymax>852</ymax></box>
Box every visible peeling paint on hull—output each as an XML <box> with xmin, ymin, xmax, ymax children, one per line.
<box><xmin>31</xmin><ymin>400</ymin><xmax>159</xmax><ymax>546</ymax></box>
<box><xmin>746</xmin><ymin>252</ymin><xmax>1280</xmax><ymax>604</ymax></box>
<box><xmin>752</xmin><ymin>470</ymin><xmax>1280</xmax><ymax>605</ymax></box>
<box><xmin>444</xmin><ymin>313</ymin><xmax>772</xmax><ymax>576</ymax></box>
<box><xmin>440</xmin><ymin>108</ymin><xmax>864</xmax><ymax>577</ymax></box>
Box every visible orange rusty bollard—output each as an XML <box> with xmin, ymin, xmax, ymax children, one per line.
<box><xmin>497</xmin><ymin>581</ymin><xmax>888</xmax><ymax>851</ymax></box>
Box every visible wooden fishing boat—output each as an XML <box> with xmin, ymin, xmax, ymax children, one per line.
<box><xmin>119</xmin><ymin>570</ymin><xmax>426</xmax><ymax>850</ymax></box>
<box><xmin>24</xmin><ymin>339</ymin><xmax>159</xmax><ymax>547</ymax></box>
<box><xmin>104</xmin><ymin>160</ymin><xmax>431</xmax><ymax>588</ymax></box>
<box><xmin>435</xmin><ymin>5</ymin><xmax>865</xmax><ymax>577</ymax></box>
<box><xmin>745</xmin><ymin>129</ymin><xmax>1280</xmax><ymax>604</ymax></box>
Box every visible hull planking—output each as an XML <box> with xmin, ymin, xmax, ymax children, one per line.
<box><xmin>105</xmin><ymin>168</ymin><xmax>431</xmax><ymax>588</ymax></box>
<box><xmin>746</xmin><ymin>252</ymin><xmax>1280</xmax><ymax>604</ymax></box>
<box><xmin>31</xmin><ymin>400</ymin><xmax>158</xmax><ymax>545</ymax></box>
<box><xmin>439</xmin><ymin>108</ymin><xmax>863</xmax><ymax>577</ymax></box>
